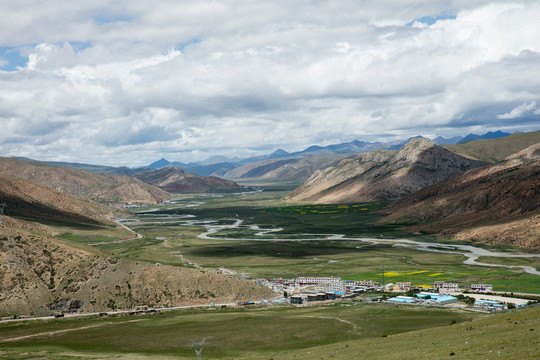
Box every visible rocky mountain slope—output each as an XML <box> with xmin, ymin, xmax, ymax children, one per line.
<box><xmin>132</xmin><ymin>166</ymin><xmax>243</xmax><ymax>192</ymax></box>
<box><xmin>0</xmin><ymin>173</ymin><xmax>120</xmax><ymax>225</ymax></box>
<box><xmin>383</xmin><ymin>144</ymin><xmax>540</xmax><ymax>250</ymax></box>
<box><xmin>288</xmin><ymin>138</ymin><xmax>487</xmax><ymax>203</ymax></box>
<box><xmin>0</xmin><ymin>158</ymin><xmax>170</xmax><ymax>204</ymax></box>
<box><xmin>223</xmin><ymin>153</ymin><xmax>357</xmax><ymax>181</ymax></box>
<box><xmin>0</xmin><ymin>217</ymin><xmax>275</xmax><ymax>317</ymax></box>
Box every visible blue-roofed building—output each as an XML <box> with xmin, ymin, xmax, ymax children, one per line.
<box><xmin>474</xmin><ymin>299</ymin><xmax>505</xmax><ymax>311</ymax></box>
<box><xmin>387</xmin><ymin>296</ymin><xmax>416</xmax><ymax>304</ymax></box>
<box><xmin>416</xmin><ymin>292</ymin><xmax>458</xmax><ymax>305</ymax></box>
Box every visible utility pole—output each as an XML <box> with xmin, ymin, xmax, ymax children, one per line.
<box><xmin>0</xmin><ymin>203</ymin><xmax>5</xmax><ymax>224</ymax></box>
<box><xmin>192</xmin><ymin>338</ymin><xmax>206</xmax><ymax>360</ymax></box>
<box><xmin>7</xmin><ymin>239</ymin><xmax>14</xmax><ymax>264</ymax></box>
<box><xmin>381</xmin><ymin>264</ymin><xmax>385</xmax><ymax>286</ymax></box>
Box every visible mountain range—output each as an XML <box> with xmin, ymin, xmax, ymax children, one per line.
<box><xmin>287</xmin><ymin>138</ymin><xmax>487</xmax><ymax>203</ymax></box>
<box><xmin>286</xmin><ymin>131</ymin><xmax>539</xmax><ymax>249</ymax></box>
<box><xmin>147</xmin><ymin>130</ymin><xmax>512</xmax><ymax>177</ymax></box>
<box><xmin>0</xmin><ymin>129</ymin><xmax>538</xmax><ymax>318</ymax></box>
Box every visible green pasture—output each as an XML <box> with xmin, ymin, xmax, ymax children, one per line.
<box><xmin>0</xmin><ymin>303</ymin><xmax>480</xmax><ymax>359</ymax></box>
<box><xmin>477</xmin><ymin>256</ymin><xmax>540</xmax><ymax>271</ymax></box>
<box><xmin>52</xmin><ymin>223</ymin><xmax>133</xmax><ymax>244</ymax></box>
<box><xmin>79</xmin><ymin>188</ymin><xmax>538</xmax><ymax>293</ymax></box>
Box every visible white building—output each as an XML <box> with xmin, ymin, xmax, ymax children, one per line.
<box><xmin>433</xmin><ymin>281</ymin><xmax>460</xmax><ymax>293</ymax></box>
<box><xmin>295</xmin><ymin>277</ymin><xmax>345</xmax><ymax>292</ymax></box>
<box><xmin>470</xmin><ymin>284</ymin><xmax>493</xmax><ymax>292</ymax></box>
<box><xmin>394</xmin><ymin>282</ymin><xmax>412</xmax><ymax>291</ymax></box>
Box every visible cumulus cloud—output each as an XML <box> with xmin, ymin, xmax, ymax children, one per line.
<box><xmin>0</xmin><ymin>1</ymin><xmax>539</xmax><ymax>165</ymax></box>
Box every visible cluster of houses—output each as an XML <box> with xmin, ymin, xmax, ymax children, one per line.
<box><xmin>261</xmin><ymin>277</ymin><xmax>494</xmax><ymax>297</ymax></box>
<box><xmin>257</xmin><ymin>276</ymin><xmax>530</xmax><ymax>311</ymax></box>
<box><xmin>254</xmin><ymin>276</ymin><xmax>536</xmax><ymax>312</ymax></box>
<box><xmin>388</xmin><ymin>281</ymin><xmax>493</xmax><ymax>293</ymax></box>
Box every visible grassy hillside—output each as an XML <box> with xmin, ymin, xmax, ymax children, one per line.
<box><xmin>445</xmin><ymin>130</ymin><xmax>540</xmax><ymax>162</ymax></box>
<box><xmin>248</xmin><ymin>304</ymin><xmax>540</xmax><ymax>360</ymax></box>
<box><xmin>0</xmin><ymin>303</ymin><xmax>538</xmax><ymax>359</ymax></box>
<box><xmin>0</xmin><ymin>303</ymin><xmax>482</xmax><ymax>359</ymax></box>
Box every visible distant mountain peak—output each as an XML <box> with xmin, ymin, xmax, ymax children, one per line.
<box><xmin>432</xmin><ymin>135</ymin><xmax>464</xmax><ymax>145</ymax></box>
<box><xmin>457</xmin><ymin>130</ymin><xmax>510</xmax><ymax>144</ymax></box>
<box><xmin>271</xmin><ymin>149</ymin><xmax>289</xmax><ymax>157</ymax></box>
<box><xmin>402</xmin><ymin>137</ymin><xmax>435</xmax><ymax>148</ymax></box>
<box><xmin>149</xmin><ymin>158</ymin><xmax>171</xmax><ymax>169</ymax></box>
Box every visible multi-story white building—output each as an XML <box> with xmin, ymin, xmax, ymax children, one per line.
<box><xmin>356</xmin><ymin>280</ymin><xmax>378</xmax><ymax>287</ymax></box>
<box><xmin>295</xmin><ymin>277</ymin><xmax>345</xmax><ymax>292</ymax></box>
<box><xmin>394</xmin><ymin>282</ymin><xmax>412</xmax><ymax>291</ymax></box>
<box><xmin>433</xmin><ymin>281</ymin><xmax>460</xmax><ymax>293</ymax></box>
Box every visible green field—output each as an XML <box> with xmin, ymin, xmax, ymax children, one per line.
<box><xmin>84</xmin><ymin>186</ymin><xmax>540</xmax><ymax>293</ymax></box>
<box><xmin>0</xmin><ymin>303</ymin><xmax>481</xmax><ymax>359</ymax></box>
<box><xmin>2</xmin><ymin>304</ymin><xmax>539</xmax><ymax>359</ymax></box>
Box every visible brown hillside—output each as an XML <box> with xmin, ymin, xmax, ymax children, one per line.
<box><xmin>384</xmin><ymin>156</ymin><xmax>540</xmax><ymax>250</ymax></box>
<box><xmin>288</xmin><ymin>138</ymin><xmax>486</xmax><ymax>203</ymax></box>
<box><xmin>0</xmin><ymin>217</ymin><xmax>276</xmax><ymax>317</ymax></box>
<box><xmin>133</xmin><ymin>166</ymin><xmax>243</xmax><ymax>192</ymax></box>
<box><xmin>0</xmin><ymin>173</ymin><xmax>120</xmax><ymax>225</ymax></box>
<box><xmin>0</xmin><ymin>157</ymin><xmax>170</xmax><ymax>204</ymax></box>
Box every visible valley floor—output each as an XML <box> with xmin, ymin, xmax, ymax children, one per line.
<box><xmin>2</xmin><ymin>183</ymin><xmax>538</xmax><ymax>358</ymax></box>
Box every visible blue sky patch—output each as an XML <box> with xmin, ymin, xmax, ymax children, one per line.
<box><xmin>0</xmin><ymin>46</ymin><xmax>27</xmax><ymax>72</ymax></box>
<box><xmin>93</xmin><ymin>14</ymin><xmax>133</xmax><ymax>25</ymax></box>
<box><xmin>407</xmin><ymin>14</ymin><xmax>456</xmax><ymax>27</ymax></box>
<box><xmin>175</xmin><ymin>39</ymin><xmax>201</xmax><ymax>52</ymax></box>
<box><xmin>69</xmin><ymin>41</ymin><xmax>92</xmax><ymax>53</ymax></box>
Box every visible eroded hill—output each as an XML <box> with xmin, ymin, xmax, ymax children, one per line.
<box><xmin>384</xmin><ymin>145</ymin><xmax>540</xmax><ymax>250</ymax></box>
<box><xmin>0</xmin><ymin>158</ymin><xmax>170</xmax><ymax>204</ymax></box>
<box><xmin>0</xmin><ymin>173</ymin><xmax>121</xmax><ymax>225</ymax></box>
<box><xmin>0</xmin><ymin>217</ymin><xmax>275</xmax><ymax>317</ymax></box>
<box><xmin>288</xmin><ymin>138</ymin><xmax>487</xmax><ymax>203</ymax></box>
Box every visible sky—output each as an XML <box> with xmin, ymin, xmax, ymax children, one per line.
<box><xmin>1</xmin><ymin>1</ymin><xmax>540</xmax><ymax>166</ymax></box>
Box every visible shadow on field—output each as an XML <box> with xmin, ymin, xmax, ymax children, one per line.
<box><xmin>187</xmin><ymin>241</ymin><xmax>393</xmax><ymax>258</ymax></box>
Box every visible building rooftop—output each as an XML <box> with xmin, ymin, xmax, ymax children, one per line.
<box><xmin>388</xmin><ymin>296</ymin><xmax>416</xmax><ymax>304</ymax></box>
<box><xmin>476</xmin><ymin>299</ymin><xmax>501</xmax><ymax>305</ymax></box>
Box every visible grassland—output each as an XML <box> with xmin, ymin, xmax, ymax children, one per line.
<box><xmin>0</xmin><ymin>303</ymin><xmax>482</xmax><ymax>359</ymax></box>
<box><xmin>80</xmin><ymin>185</ymin><xmax>540</xmax><ymax>293</ymax></box>
<box><xmin>55</xmin><ymin>223</ymin><xmax>133</xmax><ymax>244</ymax></box>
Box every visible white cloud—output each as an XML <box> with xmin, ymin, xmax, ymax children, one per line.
<box><xmin>0</xmin><ymin>1</ymin><xmax>540</xmax><ymax>165</ymax></box>
<box><xmin>497</xmin><ymin>101</ymin><xmax>538</xmax><ymax>119</ymax></box>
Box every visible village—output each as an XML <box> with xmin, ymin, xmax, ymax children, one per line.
<box><xmin>255</xmin><ymin>276</ymin><xmax>538</xmax><ymax>312</ymax></box>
